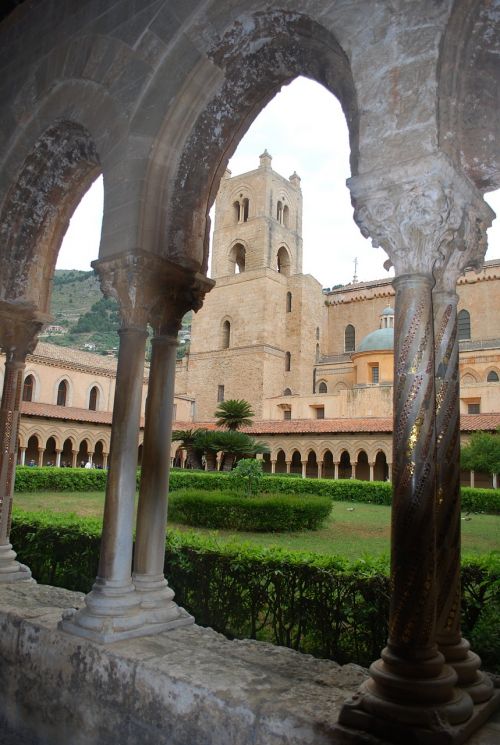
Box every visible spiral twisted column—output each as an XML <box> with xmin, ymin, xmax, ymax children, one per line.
<box><xmin>337</xmin><ymin>155</ymin><xmax>498</xmax><ymax>743</ymax></box>
<box><xmin>0</xmin><ymin>305</ymin><xmax>46</xmax><ymax>583</ymax></box>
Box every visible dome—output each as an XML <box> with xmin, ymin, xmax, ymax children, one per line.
<box><xmin>356</xmin><ymin>327</ymin><xmax>394</xmax><ymax>352</ymax></box>
<box><xmin>382</xmin><ymin>306</ymin><xmax>394</xmax><ymax>316</ymax></box>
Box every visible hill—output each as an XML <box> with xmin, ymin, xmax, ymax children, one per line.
<box><xmin>43</xmin><ymin>270</ymin><xmax>191</xmax><ymax>357</ymax></box>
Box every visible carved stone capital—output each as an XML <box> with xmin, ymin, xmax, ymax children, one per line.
<box><xmin>0</xmin><ymin>301</ymin><xmax>49</xmax><ymax>361</ymax></box>
<box><xmin>348</xmin><ymin>154</ymin><xmax>494</xmax><ymax>279</ymax></box>
<box><xmin>92</xmin><ymin>252</ymin><xmax>214</xmax><ymax>334</ymax></box>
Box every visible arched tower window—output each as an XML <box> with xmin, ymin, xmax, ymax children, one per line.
<box><xmin>23</xmin><ymin>374</ymin><xmax>34</xmax><ymax>402</ymax></box>
<box><xmin>345</xmin><ymin>324</ymin><xmax>355</xmax><ymax>352</ymax></box>
<box><xmin>57</xmin><ymin>380</ymin><xmax>68</xmax><ymax>407</ymax></box>
<box><xmin>229</xmin><ymin>243</ymin><xmax>246</xmax><ymax>274</ymax></box>
<box><xmin>89</xmin><ymin>386</ymin><xmax>99</xmax><ymax>411</ymax></box>
<box><xmin>285</xmin><ymin>352</ymin><xmax>291</xmax><ymax>372</ymax></box>
<box><xmin>233</xmin><ymin>201</ymin><xmax>240</xmax><ymax>223</ymax></box>
<box><xmin>277</xmin><ymin>246</ymin><xmax>291</xmax><ymax>276</ymax></box>
<box><xmin>283</xmin><ymin>388</ymin><xmax>292</xmax><ymax>396</ymax></box>
<box><xmin>487</xmin><ymin>370</ymin><xmax>499</xmax><ymax>382</ymax></box>
<box><xmin>283</xmin><ymin>204</ymin><xmax>290</xmax><ymax>228</ymax></box>
<box><xmin>242</xmin><ymin>198</ymin><xmax>249</xmax><ymax>222</ymax></box>
<box><xmin>458</xmin><ymin>310</ymin><xmax>471</xmax><ymax>340</ymax></box>
<box><xmin>276</xmin><ymin>200</ymin><xmax>283</xmax><ymax>223</ymax></box>
<box><xmin>318</xmin><ymin>381</ymin><xmax>327</xmax><ymax>393</ymax></box>
<box><xmin>286</xmin><ymin>292</ymin><xmax>292</xmax><ymax>312</ymax></box>
<box><xmin>222</xmin><ymin>320</ymin><xmax>231</xmax><ymax>349</ymax></box>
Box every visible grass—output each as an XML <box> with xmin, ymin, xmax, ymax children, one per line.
<box><xmin>12</xmin><ymin>490</ymin><xmax>500</xmax><ymax>561</ymax></box>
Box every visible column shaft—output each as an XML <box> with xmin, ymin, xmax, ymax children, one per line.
<box><xmin>434</xmin><ymin>290</ymin><xmax>493</xmax><ymax>703</ymax></box>
<box><xmin>134</xmin><ymin>334</ymin><xmax>177</xmax><ymax>577</ymax></box>
<box><xmin>0</xmin><ymin>355</ymin><xmax>33</xmax><ymax>581</ymax></box>
<box><xmin>98</xmin><ymin>327</ymin><xmax>147</xmax><ymax>583</ymax></box>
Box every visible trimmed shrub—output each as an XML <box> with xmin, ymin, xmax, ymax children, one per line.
<box><xmin>10</xmin><ymin>510</ymin><xmax>500</xmax><ymax>671</ymax></box>
<box><xmin>461</xmin><ymin>487</ymin><xmax>500</xmax><ymax>515</ymax></box>
<box><xmin>14</xmin><ymin>466</ymin><xmax>107</xmax><ymax>492</ymax></box>
<box><xmin>168</xmin><ymin>489</ymin><xmax>332</xmax><ymax>531</ymax></box>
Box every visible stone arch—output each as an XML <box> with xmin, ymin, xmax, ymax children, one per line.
<box><xmin>290</xmin><ymin>449</ymin><xmax>302</xmax><ymax>476</ymax></box>
<box><xmin>486</xmin><ymin>368</ymin><xmax>500</xmax><ymax>383</ymax></box>
<box><xmin>322</xmin><ymin>449</ymin><xmax>335</xmax><ymax>479</ymax></box>
<box><xmin>22</xmin><ymin>372</ymin><xmax>37</xmax><ymax>403</ymax></box>
<box><xmin>61</xmin><ymin>437</ymin><xmax>75</xmax><ymax>468</ymax></box>
<box><xmin>151</xmin><ymin>9</ymin><xmax>358</xmax><ymax>274</ymax></box>
<box><xmin>438</xmin><ymin>0</ymin><xmax>500</xmax><ymax>192</ymax></box>
<box><xmin>356</xmin><ymin>449</ymin><xmax>370</xmax><ymax>481</ymax></box>
<box><xmin>221</xmin><ymin>317</ymin><xmax>232</xmax><ymax>349</ymax></box>
<box><xmin>374</xmin><ymin>450</ymin><xmax>389</xmax><ymax>482</ymax></box>
<box><xmin>43</xmin><ymin>436</ymin><xmax>58</xmax><ymax>467</ymax></box>
<box><xmin>54</xmin><ymin>377</ymin><xmax>72</xmax><ymax>407</ymax></box>
<box><xmin>276</xmin><ymin>245</ymin><xmax>292</xmax><ymax>276</ymax></box>
<box><xmin>461</xmin><ymin>369</ymin><xmax>478</xmax><ymax>385</ymax></box>
<box><xmin>275</xmin><ymin>449</ymin><xmax>287</xmax><ymax>474</ymax></box>
<box><xmin>0</xmin><ymin>119</ymin><xmax>101</xmax><ymax>311</ymax></box>
<box><xmin>318</xmin><ymin>380</ymin><xmax>328</xmax><ymax>394</ymax></box>
<box><xmin>227</xmin><ymin>242</ymin><xmax>247</xmax><ymax>274</ymax></box>
<box><xmin>87</xmin><ymin>383</ymin><xmax>104</xmax><ymax>412</ymax></box>
<box><xmin>339</xmin><ymin>449</ymin><xmax>352</xmax><ymax>479</ymax></box>
<box><xmin>306</xmin><ymin>449</ymin><xmax>318</xmax><ymax>478</ymax></box>
<box><xmin>25</xmin><ymin>434</ymin><xmax>40</xmax><ymax>465</ymax></box>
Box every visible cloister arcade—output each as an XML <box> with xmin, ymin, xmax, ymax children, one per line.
<box><xmin>0</xmin><ymin>2</ymin><xmax>499</xmax><ymax>744</ymax></box>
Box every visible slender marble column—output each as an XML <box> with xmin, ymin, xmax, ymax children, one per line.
<box><xmin>301</xmin><ymin>461</ymin><xmax>307</xmax><ymax>479</ymax></box>
<box><xmin>19</xmin><ymin>448</ymin><xmax>26</xmax><ymax>466</ymax></box>
<box><xmin>0</xmin><ymin>354</ymin><xmax>33</xmax><ymax>582</ymax></box>
<box><xmin>369</xmin><ymin>463</ymin><xmax>374</xmax><ymax>482</ymax></box>
<box><xmin>133</xmin><ymin>330</ymin><xmax>192</xmax><ymax>630</ymax></box>
<box><xmin>271</xmin><ymin>460</ymin><xmax>276</xmax><ymax>474</ymax></box>
<box><xmin>0</xmin><ymin>308</ymin><xmax>45</xmax><ymax>583</ymax></box>
<box><xmin>334</xmin><ymin>462</ymin><xmax>339</xmax><ymax>480</ymax></box>
<box><xmin>61</xmin><ymin>326</ymin><xmax>148</xmax><ymax>641</ymax></box>
<box><xmin>434</xmin><ymin>289</ymin><xmax>493</xmax><ymax>703</ymax></box>
<box><xmin>317</xmin><ymin>460</ymin><xmax>323</xmax><ymax>479</ymax></box>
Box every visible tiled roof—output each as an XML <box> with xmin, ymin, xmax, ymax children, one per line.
<box><xmin>460</xmin><ymin>414</ymin><xmax>500</xmax><ymax>431</ymax></box>
<box><xmin>173</xmin><ymin>415</ymin><xmax>500</xmax><ymax>435</ymax></box>
<box><xmin>21</xmin><ymin>401</ymin><xmax>146</xmax><ymax>428</ymax></box>
<box><xmin>21</xmin><ymin>401</ymin><xmax>114</xmax><ymax>424</ymax></box>
<box><xmin>19</xmin><ymin>409</ymin><xmax>500</xmax><ymax>435</ymax></box>
<box><xmin>30</xmin><ymin>342</ymin><xmax>119</xmax><ymax>371</ymax></box>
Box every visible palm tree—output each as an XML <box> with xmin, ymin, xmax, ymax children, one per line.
<box><xmin>171</xmin><ymin>428</ymin><xmax>206</xmax><ymax>470</ymax></box>
<box><xmin>214</xmin><ymin>399</ymin><xmax>254</xmax><ymax>431</ymax></box>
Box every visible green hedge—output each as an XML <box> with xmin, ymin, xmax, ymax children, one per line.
<box><xmin>168</xmin><ymin>489</ymin><xmax>332</xmax><ymax>531</ymax></box>
<box><xmin>10</xmin><ymin>510</ymin><xmax>500</xmax><ymax>671</ymax></box>
<box><xmin>14</xmin><ymin>466</ymin><xmax>108</xmax><ymax>492</ymax></box>
<box><xmin>14</xmin><ymin>467</ymin><xmax>500</xmax><ymax>514</ymax></box>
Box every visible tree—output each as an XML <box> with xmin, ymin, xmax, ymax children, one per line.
<box><xmin>229</xmin><ymin>458</ymin><xmax>264</xmax><ymax>496</ymax></box>
<box><xmin>214</xmin><ymin>399</ymin><xmax>254</xmax><ymax>431</ymax></box>
<box><xmin>171</xmin><ymin>428</ymin><xmax>206</xmax><ymax>470</ymax></box>
<box><xmin>461</xmin><ymin>429</ymin><xmax>500</xmax><ymax>488</ymax></box>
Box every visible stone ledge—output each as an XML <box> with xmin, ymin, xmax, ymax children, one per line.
<box><xmin>0</xmin><ymin>583</ymin><xmax>366</xmax><ymax>745</ymax></box>
<box><xmin>0</xmin><ymin>583</ymin><xmax>498</xmax><ymax>745</ymax></box>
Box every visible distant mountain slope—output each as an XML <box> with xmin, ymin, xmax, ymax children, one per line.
<box><xmin>43</xmin><ymin>269</ymin><xmax>191</xmax><ymax>357</ymax></box>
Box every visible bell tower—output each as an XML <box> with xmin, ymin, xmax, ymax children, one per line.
<box><xmin>211</xmin><ymin>150</ymin><xmax>303</xmax><ymax>278</ymax></box>
<box><xmin>180</xmin><ymin>152</ymin><xmax>322</xmax><ymax>420</ymax></box>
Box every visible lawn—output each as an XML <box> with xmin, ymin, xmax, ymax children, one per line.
<box><xmin>13</xmin><ymin>490</ymin><xmax>499</xmax><ymax>561</ymax></box>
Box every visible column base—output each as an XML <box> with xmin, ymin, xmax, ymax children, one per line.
<box><xmin>439</xmin><ymin>637</ymin><xmax>494</xmax><ymax>704</ymax></box>
<box><xmin>0</xmin><ymin>543</ymin><xmax>35</xmax><ymax>583</ymax></box>
<box><xmin>59</xmin><ymin>575</ymin><xmax>193</xmax><ymax>643</ymax></box>
<box><xmin>133</xmin><ymin>571</ymin><xmax>194</xmax><ymax>631</ymax></box>
<box><xmin>335</xmin><ymin>686</ymin><xmax>500</xmax><ymax>745</ymax></box>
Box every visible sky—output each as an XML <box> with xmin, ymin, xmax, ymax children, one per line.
<box><xmin>57</xmin><ymin>77</ymin><xmax>500</xmax><ymax>287</ymax></box>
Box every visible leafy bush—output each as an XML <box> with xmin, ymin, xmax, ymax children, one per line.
<box><xmin>10</xmin><ymin>510</ymin><xmax>500</xmax><ymax>671</ymax></box>
<box><xmin>228</xmin><ymin>458</ymin><xmax>263</xmax><ymax>495</ymax></box>
<box><xmin>168</xmin><ymin>489</ymin><xmax>332</xmax><ymax>531</ymax></box>
<box><xmin>14</xmin><ymin>466</ymin><xmax>107</xmax><ymax>493</ymax></box>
